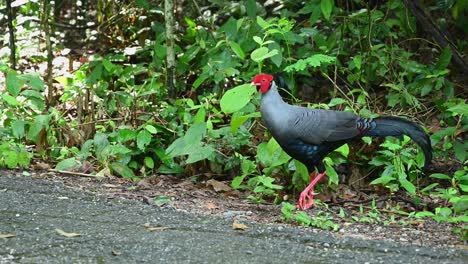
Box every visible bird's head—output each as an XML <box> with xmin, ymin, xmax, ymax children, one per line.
<box><xmin>251</xmin><ymin>74</ymin><xmax>274</xmax><ymax>94</ymax></box>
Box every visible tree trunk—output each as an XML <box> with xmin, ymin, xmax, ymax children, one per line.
<box><xmin>165</xmin><ymin>0</ymin><xmax>176</xmax><ymax>98</ymax></box>
<box><xmin>6</xmin><ymin>0</ymin><xmax>16</xmax><ymax>69</ymax></box>
<box><xmin>42</xmin><ymin>0</ymin><xmax>55</xmax><ymax>106</ymax></box>
<box><xmin>404</xmin><ymin>0</ymin><xmax>468</xmax><ymax>74</ymax></box>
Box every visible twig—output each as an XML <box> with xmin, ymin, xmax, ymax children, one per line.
<box><xmin>49</xmin><ymin>169</ymin><xmax>96</xmax><ymax>178</ymax></box>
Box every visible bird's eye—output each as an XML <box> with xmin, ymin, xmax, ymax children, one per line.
<box><xmin>262</xmin><ymin>79</ymin><xmax>266</xmax><ymax>82</ymax></box>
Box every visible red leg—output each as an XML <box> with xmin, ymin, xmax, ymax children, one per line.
<box><xmin>296</xmin><ymin>171</ymin><xmax>327</xmax><ymax>210</ymax></box>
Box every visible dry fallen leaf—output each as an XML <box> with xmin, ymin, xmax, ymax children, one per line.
<box><xmin>142</xmin><ymin>223</ymin><xmax>169</xmax><ymax>231</ymax></box>
<box><xmin>33</xmin><ymin>162</ymin><xmax>50</xmax><ymax>170</ymax></box>
<box><xmin>55</xmin><ymin>229</ymin><xmax>81</xmax><ymax>237</ymax></box>
<box><xmin>232</xmin><ymin>222</ymin><xmax>249</xmax><ymax>230</ymax></box>
<box><xmin>207</xmin><ymin>179</ymin><xmax>232</xmax><ymax>192</ymax></box>
<box><xmin>205</xmin><ymin>201</ymin><xmax>219</xmax><ymax>209</ymax></box>
<box><xmin>0</xmin><ymin>234</ymin><xmax>16</xmax><ymax>239</ymax></box>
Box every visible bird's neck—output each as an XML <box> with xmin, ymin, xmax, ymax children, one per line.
<box><xmin>261</xmin><ymin>83</ymin><xmax>286</xmax><ymax>106</ymax></box>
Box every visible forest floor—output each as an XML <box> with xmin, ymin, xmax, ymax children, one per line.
<box><xmin>2</xmin><ymin>169</ymin><xmax>465</xmax><ymax>250</ymax></box>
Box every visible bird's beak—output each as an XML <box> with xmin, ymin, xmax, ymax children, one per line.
<box><xmin>251</xmin><ymin>82</ymin><xmax>260</xmax><ymax>90</ymax></box>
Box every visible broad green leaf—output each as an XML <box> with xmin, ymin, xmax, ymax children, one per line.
<box><xmin>269</xmin><ymin>42</ymin><xmax>282</xmax><ymax>67</ymax></box>
<box><xmin>334</xmin><ymin>144</ymin><xmax>349</xmax><ymax>157</ymax></box>
<box><xmin>94</xmin><ymin>133</ymin><xmax>110</xmax><ymax>161</ymax></box>
<box><xmin>184</xmin><ymin>122</ymin><xmax>207</xmax><ymax>143</ymax></box>
<box><xmin>230</xmin><ymin>112</ymin><xmax>261</xmax><ymax>132</ymax></box>
<box><xmin>246</xmin><ymin>0</ymin><xmax>256</xmax><ymax>17</ymax></box>
<box><xmin>447</xmin><ymin>104</ymin><xmax>468</xmax><ymax>116</ymax></box>
<box><xmin>251</xmin><ymin>47</ymin><xmax>279</xmax><ymax>62</ymax></box>
<box><xmin>430</xmin><ymin>173</ymin><xmax>451</xmax><ymax>180</ymax></box>
<box><xmin>453</xmin><ymin>141</ymin><xmax>466</xmax><ymax>162</ymax></box>
<box><xmin>145</xmin><ymin>124</ymin><xmax>158</xmax><ymax>134</ymax></box>
<box><xmin>6</xmin><ymin>72</ymin><xmax>21</xmax><ymax>96</ymax></box>
<box><xmin>370</xmin><ymin>176</ymin><xmax>395</xmax><ymax>185</ymax></box>
<box><xmin>292</xmin><ymin>159</ymin><xmax>309</xmax><ymax>187</ymax></box>
<box><xmin>22</xmin><ymin>74</ymin><xmax>44</xmax><ymax>91</ymax></box>
<box><xmin>256</xmin><ymin>16</ymin><xmax>268</xmax><ymax>28</ymax></box>
<box><xmin>251</xmin><ymin>47</ymin><xmax>268</xmax><ymax>62</ymax></box>
<box><xmin>194</xmin><ymin>107</ymin><xmax>206</xmax><ymax>123</ymax></box>
<box><xmin>135</xmin><ymin>0</ymin><xmax>149</xmax><ymax>9</ymax></box>
<box><xmin>229</xmin><ymin>41</ymin><xmax>245</xmax><ymax>60</ymax></box>
<box><xmin>186</xmin><ymin>145</ymin><xmax>214</xmax><ymax>163</ymax></box>
<box><xmin>144</xmin><ymin>157</ymin><xmax>154</xmax><ymax>169</ymax></box>
<box><xmin>232</xmin><ymin>174</ymin><xmax>248</xmax><ymax>189</ymax></box>
<box><xmin>137</xmin><ymin>130</ymin><xmax>152</xmax><ymax>150</ymax></box>
<box><xmin>11</xmin><ymin>120</ymin><xmax>25</xmax><ymax>139</ymax></box>
<box><xmin>118</xmin><ymin>128</ymin><xmax>137</xmax><ymax>142</ymax></box>
<box><xmin>220</xmin><ymin>84</ymin><xmax>256</xmax><ymax>114</ymax></box>
<box><xmin>111</xmin><ymin>162</ymin><xmax>136</xmax><ymax>179</ymax></box>
<box><xmin>56</xmin><ymin>158</ymin><xmax>80</xmax><ymax>171</ymax></box>
<box><xmin>435</xmin><ymin>47</ymin><xmax>452</xmax><ymax>70</ymax></box>
<box><xmin>320</xmin><ymin>0</ymin><xmax>334</xmax><ymax>20</ymax></box>
<box><xmin>324</xmin><ymin>160</ymin><xmax>338</xmax><ymax>184</ymax></box>
<box><xmin>399</xmin><ymin>177</ymin><xmax>416</xmax><ymax>194</ymax></box>
<box><xmin>2</xmin><ymin>94</ymin><xmax>20</xmax><ymax>106</ymax></box>
<box><xmin>328</xmin><ymin>98</ymin><xmax>346</xmax><ymax>107</ymax></box>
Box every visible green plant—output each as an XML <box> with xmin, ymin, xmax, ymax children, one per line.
<box><xmin>281</xmin><ymin>202</ymin><xmax>339</xmax><ymax>231</ymax></box>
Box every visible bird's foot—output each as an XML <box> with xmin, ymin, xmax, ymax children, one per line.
<box><xmin>296</xmin><ymin>184</ymin><xmax>317</xmax><ymax>210</ymax></box>
<box><xmin>296</xmin><ymin>171</ymin><xmax>327</xmax><ymax>210</ymax></box>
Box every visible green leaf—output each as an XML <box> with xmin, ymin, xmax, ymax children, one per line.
<box><xmin>251</xmin><ymin>47</ymin><xmax>278</xmax><ymax>63</ymax></box>
<box><xmin>246</xmin><ymin>0</ymin><xmax>257</xmax><ymax>18</ymax></box>
<box><xmin>230</xmin><ymin>112</ymin><xmax>261</xmax><ymax>132</ymax></box>
<box><xmin>56</xmin><ymin>158</ymin><xmax>80</xmax><ymax>171</ymax></box>
<box><xmin>269</xmin><ymin>42</ymin><xmax>282</xmax><ymax>67</ymax></box>
<box><xmin>220</xmin><ymin>84</ymin><xmax>256</xmax><ymax>114</ymax></box>
<box><xmin>334</xmin><ymin>144</ymin><xmax>349</xmax><ymax>157</ymax></box>
<box><xmin>3</xmin><ymin>151</ymin><xmax>18</xmax><ymax>168</ymax></box>
<box><xmin>185</xmin><ymin>122</ymin><xmax>207</xmax><ymax>143</ymax></box>
<box><xmin>399</xmin><ymin>177</ymin><xmax>416</xmax><ymax>195</ymax></box>
<box><xmin>256</xmin><ymin>16</ymin><xmax>268</xmax><ymax>29</ymax></box>
<box><xmin>447</xmin><ymin>104</ymin><xmax>468</xmax><ymax>116</ymax></box>
<box><xmin>229</xmin><ymin>41</ymin><xmax>245</xmax><ymax>60</ymax></box>
<box><xmin>17</xmin><ymin>151</ymin><xmax>30</xmax><ymax>167</ymax></box>
<box><xmin>145</xmin><ymin>124</ymin><xmax>158</xmax><ymax>134</ymax></box>
<box><xmin>328</xmin><ymin>98</ymin><xmax>346</xmax><ymax>107</ymax></box>
<box><xmin>137</xmin><ymin>130</ymin><xmax>152</xmax><ymax>150</ymax></box>
<box><xmin>135</xmin><ymin>0</ymin><xmax>149</xmax><ymax>9</ymax></box>
<box><xmin>435</xmin><ymin>47</ymin><xmax>452</xmax><ymax>70</ymax></box>
<box><xmin>324</xmin><ymin>161</ymin><xmax>338</xmax><ymax>185</ymax></box>
<box><xmin>370</xmin><ymin>176</ymin><xmax>395</xmax><ymax>185</ymax></box>
<box><xmin>11</xmin><ymin>120</ymin><xmax>25</xmax><ymax>139</ymax></box>
<box><xmin>430</xmin><ymin>173</ymin><xmax>451</xmax><ymax>180</ymax></box>
<box><xmin>186</xmin><ymin>145</ymin><xmax>215</xmax><ymax>163</ymax></box>
<box><xmin>118</xmin><ymin>128</ymin><xmax>137</xmax><ymax>142</ymax></box>
<box><xmin>6</xmin><ymin>72</ymin><xmax>21</xmax><ymax>96</ymax></box>
<box><xmin>2</xmin><ymin>94</ymin><xmax>20</xmax><ymax>106</ymax></box>
<box><xmin>453</xmin><ymin>141</ymin><xmax>466</xmax><ymax>162</ymax></box>
<box><xmin>320</xmin><ymin>0</ymin><xmax>334</xmax><ymax>20</ymax></box>
<box><xmin>111</xmin><ymin>162</ymin><xmax>137</xmax><ymax>179</ymax></box>
<box><xmin>144</xmin><ymin>157</ymin><xmax>154</xmax><ymax>169</ymax></box>
<box><xmin>232</xmin><ymin>174</ymin><xmax>248</xmax><ymax>189</ymax></box>
<box><xmin>194</xmin><ymin>107</ymin><xmax>206</xmax><ymax>123</ymax></box>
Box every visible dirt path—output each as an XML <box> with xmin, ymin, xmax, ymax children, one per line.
<box><xmin>0</xmin><ymin>172</ymin><xmax>466</xmax><ymax>263</ymax></box>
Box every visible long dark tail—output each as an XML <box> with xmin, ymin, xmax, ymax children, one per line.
<box><xmin>364</xmin><ymin>116</ymin><xmax>432</xmax><ymax>170</ymax></box>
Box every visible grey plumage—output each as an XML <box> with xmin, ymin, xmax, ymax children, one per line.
<box><xmin>260</xmin><ymin>80</ymin><xmax>432</xmax><ymax>171</ymax></box>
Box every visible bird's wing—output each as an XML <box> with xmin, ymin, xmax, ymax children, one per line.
<box><xmin>287</xmin><ymin>107</ymin><xmax>360</xmax><ymax>145</ymax></box>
